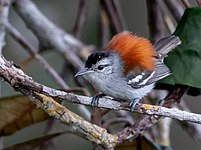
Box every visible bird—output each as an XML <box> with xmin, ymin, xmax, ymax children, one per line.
<box><xmin>75</xmin><ymin>31</ymin><xmax>181</xmax><ymax>111</ymax></box>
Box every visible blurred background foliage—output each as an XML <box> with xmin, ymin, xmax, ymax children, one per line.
<box><xmin>1</xmin><ymin>0</ymin><xmax>201</xmax><ymax>150</ymax></box>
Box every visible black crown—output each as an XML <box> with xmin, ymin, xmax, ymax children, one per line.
<box><xmin>85</xmin><ymin>52</ymin><xmax>110</xmax><ymax>68</ymax></box>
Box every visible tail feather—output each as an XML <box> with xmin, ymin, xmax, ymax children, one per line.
<box><xmin>154</xmin><ymin>35</ymin><xmax>181</xmax><ymax>56</ymax></box>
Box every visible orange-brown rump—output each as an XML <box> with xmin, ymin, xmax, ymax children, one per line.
<box><xmin>106</xmin><ymin>32</ymin><xmax>156</xmax><ymax>74</ymax></box>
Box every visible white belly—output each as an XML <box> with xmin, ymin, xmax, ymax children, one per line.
<box><xmin>87</xmin><ymin>74</ymin><xmax>154</xmax><ymax>101</ymax></box>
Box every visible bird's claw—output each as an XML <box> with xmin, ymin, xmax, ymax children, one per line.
<box><xmin>129</xmin><ymin>98</ymin><xmax>140</xmax><ymax>112</ymax></box>
<box><xmin>91</xmin><ymin>93</ymin><xmax>106</xmax><ymax>107</ymax></box>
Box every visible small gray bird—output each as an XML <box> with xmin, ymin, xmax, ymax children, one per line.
<box><xmin>75</xmin><ymin>32</ymin><xmax>181</xmax><ymax>111</ymax></box>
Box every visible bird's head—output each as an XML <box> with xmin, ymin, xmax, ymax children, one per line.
<box><xmin>75</xmin><ymin>51</ymin><xmax>124</xmax><ymax>78</ymax></box>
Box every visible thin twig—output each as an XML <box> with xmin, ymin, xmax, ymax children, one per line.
<box><xmin>181</xmin><ymin>0</ymin><xmax>191</xmax><ymax>8</ymax></box>
<box><xmin>31</xmin><ymin>91</ymin><xmax>118</xmax><ymax>148</ymax></box>
<box><xmin>100</xmin><ymin>0</ymin><xmax>126</xmax><ymax>33</ymax></box>
<box><xmin>197</xmin><ymin>0</ymin><xmax>201</xmax><ymax>6</ymax></box>
<box><xmin>99</xmin><ymin>9</ymin><xmax>110</xmax><ymax>46</ymax></box>
<box><xmin>111</xmin><ymin>0</ymin><xmax>127</xmax><ymax>30</ymax></box>
<box><xmin>4</xmin><ymin>21</ymin><xmax>69</xmax><ymax>89</ymax></box>
<box><xmin>117</xmin><ymin>85</ymin><xmax>188</xmax><ymax>142</ymax></box>
<box><xmin>158</xmin><ymin>2</ymin><xmax>176</xmax><ymax>34</ymax></box>
<box><xmin>163</xmin><ymin>15</ymin><xmax>176</xmax><ymax>34</ymax></box>
<box><xmin>0</xmin><ymin>0</ymin><xmax>9</xmax><ymax>53</ymax></box>
<box><xmin>157</xmin><ymin>118</ymin><xmax>171</xmax><ymax>146</ymax></box>
<box><xmin>164</xmin><ymin>0</ymin><xmax>184</xmax><ymax>22</ymax></box>
<box><xmin>72</xmin><ymin>0</ymin><xmax>89</xmax><ymax>38</ymax></box>
<box><xmin>62</xmin><ymin>0</ymin><xmax>89</xmax><ymax>77</ymax></box>
<box><xmin>146</xmin><ymin>0</ymin><xmax>164</xmax><ymax>43</ymax></box>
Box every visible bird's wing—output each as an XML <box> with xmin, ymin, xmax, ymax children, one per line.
<box><xmin>127</xmin><ymin>70</ymin><xmax>155</xmax><ymax>88</ymax></box>
<box><xmin>127</xmin><ymin>60</ymin><xmax>171</xmax><ymax>88</ymax></box>
<box><xmin>146</xmin><ymin>59</ymin><xmax>171</xmax><ymax>85</ymax></box>
<box><xmin>127</xmin><ymin>35</ymin><xmax>181</xmax><ymax>88</ymax></box>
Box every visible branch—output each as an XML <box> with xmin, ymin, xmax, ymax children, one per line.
<box><xmin>27</xmin><ymin>91</ymin><xmax>118</xmax><ymax>148</ymax></box>
<box><xmin>117</xmin><ymin>85</ymin><xmax>188</xmax><ymax>142</ymax></box>
<box><xmin>164</xmin><ymin>0</ymin><xmax>184</xmax><ymax>22</ymax></box>
<box><xmin>156</xmin><ymin>118</ymin><xmax>172</xmax><ymax>146</ymax></box>
<box><xmin>100</xmin><ymin>0</ymin><xmax>126</xmax><ymax>33</ymax></box>
<box><xmin>146</xmin><ymin>0</ymin><xmax>164</xmax><ymax>43</ymax></box>
<box><xmin>99</xmin><ymin>9</ymin><xmax>110</xmax><ymax>46</ymax></box>
<box><xmin>197</xmin><ymin>0</ymin><xmax>201</xmax><ymax>6</ymax></box>
<box><xmin>0</xmin><ymin>55</ymin><xmax>200</xmax><ymax>124</ymax></box>
<box><xmin>181</xmin><ymin>0</ymin><xmax>191</xmax><ymax>8</ymax></box>
<box><xmin>0</xmin><ymin>0</ymin><xmax>9</xmax><ymax>53</ymax></box>
<box><xmin>72</xmin><ymin>0</ymin><xmax>89</xmax><ymax>38</ymax></box>
<box><xmin>4</xmin><ymin>21</ymin><xmax>69</xmax><ymax>89</ymax></box>
<box><xmin>163</xmin><ymin>12</ymin><xmax>176</xmax><ymax>34</ymax></box>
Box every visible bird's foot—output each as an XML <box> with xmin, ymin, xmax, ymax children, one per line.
<box><xmin>91</xmin><ymin>93</ymin><xmax>106</xmax><ymax>107</ymax></box>
<box><xmin>129</xmin><ymin>98</ymin><xmax>140</xmax><ymax>112</ymax></box>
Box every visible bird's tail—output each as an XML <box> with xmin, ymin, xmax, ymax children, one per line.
<box><xmin>154</xmin><ymin>35</ymin><xmax>181</xmax><ymax>59</ymax></box>
<box><xmin>147</xmin><ymin>35</ymin><xmax>181</xmax><ymax>85</ymax></box>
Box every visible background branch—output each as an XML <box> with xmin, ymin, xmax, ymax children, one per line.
<box><xmin>164</xmin><ymin>0</ymin><xmax>184</xmax><ymax>22</ymax></box>
<box><xmin>181</xmin><ymin>0</ymin><xmax>191</xmax><ymax>8</ymax></box>
<box><xmin>72</xmin><ymin>0</ymin><xmax>89</xmax><ymax>38</ymax></box>
<box><xmin>5</xmin><ymin>21</ymin><xmax>69</xmax><ymax>89</ymax></box>
<box><xmin>100</xmin><ymin>0</ymin><xmax>126</xmax><ymax>33</ymax></box>
<box><xmin>0</xmin><ymin>0</ymin><xmax>9</xmax><ymax>53</ymax></box>
<box><xmin>117</xmin><ymin>85</ymin><xmax>188</xmax><ymax>142</ymax></box>
<box><xmin>146</xmin><ymin>0</ymin><xmax>164</xmax><ymax>43</ymax></box>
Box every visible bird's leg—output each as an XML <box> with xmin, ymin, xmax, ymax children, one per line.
<box><xmin>91</xmin><ymin>93</ymin><xmax>106</xmax><ymax>107</ymax></box>
<box><xmin>129</xmin><ymin>97</ymin><xmax>140</xmax><ymax>112</ymax></box>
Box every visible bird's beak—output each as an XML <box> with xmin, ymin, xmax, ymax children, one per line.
<box><xmin>75</xmin><ymin>68</ymin><xmax>93</xmax><ymax>77</ymax></box>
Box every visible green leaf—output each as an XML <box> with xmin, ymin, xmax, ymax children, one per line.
<box><xmin>161</xmin><ymin>7</ymin><xmax>201</xmax><ymax>88</ymax></box>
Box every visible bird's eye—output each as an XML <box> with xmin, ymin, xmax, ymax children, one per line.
<box><xmin>97</xmin><ymin>65</ymin><xmax>105</xmax><ymax>70</ymax></box>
